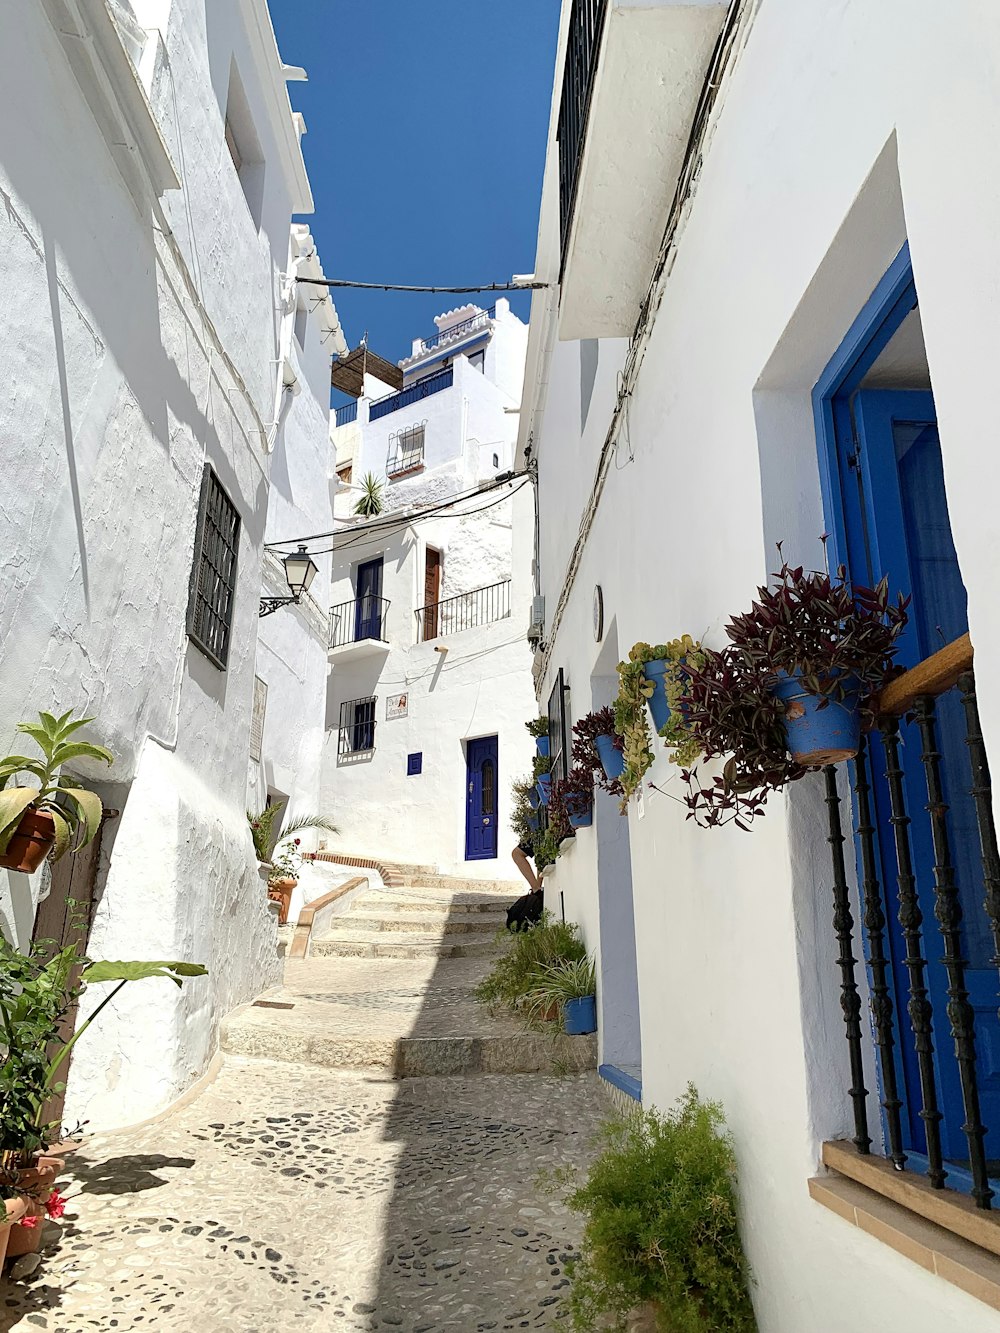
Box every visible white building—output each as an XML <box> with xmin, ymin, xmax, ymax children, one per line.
<box><xmin>324</xmin><ymin>303</ymin><xmax>538</xmax><ymax>876</ymax></box>
<box><xmin>0</xmin><ymin>0</ymin><xmax>337</xmax><ymax>1128</ymax></box>
<box><xmin>521</xmin><ymin>2</ymin><xmax>1000</xmax><ymax>1330</ymax></box>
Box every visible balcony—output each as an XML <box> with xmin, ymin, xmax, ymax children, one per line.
<box><xmin>369</xmin><ymin>368</ymin><xmax>453</xmax><ymax>422</ymax></box>
<box><xmin>328</xmin><ymin>596</ymin><xmax>391</xmax><ymax>663</ymax></box>
<box><xmin>416</xmin><ymin>306</ymin><xmax>496</xmax><ymax>356</ymax></box>
<box><xmin>416</xmin><ymin>580</ymin><xmax>511</xmax><ymax>643</ymax></box>
<box><xmin>386</xmin><ymin>424</ymin><xmax>425</xmax><ymax>480</ymax></box>
<box><xmin>556</xmin><ymin>0</ymin><xmax>728</xmax><ymax>339</ymax></box>
<box><xmin>334</xmin><ymin>400</ymin><xmax>358</xmax><ymax>428</ymax></box>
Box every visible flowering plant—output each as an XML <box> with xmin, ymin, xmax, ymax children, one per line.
<box><xmin>268</xmin><ymin>838</ymin><xmax>302</xmax><ymax>885</ymax></box>
<box><xmin>45</xmin><ymin>1189</ymin><xmax>67</xmax><ymax>1219</ymax></box>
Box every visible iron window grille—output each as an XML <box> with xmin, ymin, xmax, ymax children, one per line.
<box><xmin>387</xmin><ymin>423</ymin><xmax>426</xmax><ymax>479</ymax></box>
<box><xmin>339</xmin><ymin>696</ymin><xmax>377</xmax><ymax>755</ymax></box>
<box><xmin>547</xmin><ymin>669</ymin><xmax>571</xmax><ymax>786</ymax></box>
<box><xmin>187</xmin><ymin>464</ymin><xmax>240</xmax><ymax>670</ymax></box>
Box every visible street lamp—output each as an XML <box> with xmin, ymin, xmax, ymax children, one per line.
<box><xmin>259</xmin><ymin>545</ymin><xmax>319</xmax><ymax>617</ymax></box>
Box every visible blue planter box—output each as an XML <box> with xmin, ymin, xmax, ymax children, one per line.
<box><xmin>569</xmin><ymin>806</ymin><xmax>592</xmax><ymax>829</ymax></box>
<box><xmin>535</xmin><ymin>773</ymin><xmax>552</xmax><ymax>807</ymax></box>
<box><xmin>642</xmin><ymin>659</ymin><xmax>672</xmax><ymax>734</ymax></box>
<box><xmin>535</xmin><ymin>735</ymin><xmax>551</xmax><ymax>758</ymax></box>
<box><xmin>564</xmin><ymin>995</ymin><xmax>597</xmax><ymax>1035</ymax></box>
<box><xmin>594</xmin><ymin>733</ymin><xmax>625</xmax><ymax>781</ymax></box>
<box><xmin>771</xmin><ymin>670</ymin><xmax>861</xmax><ymax>765</ymax></box>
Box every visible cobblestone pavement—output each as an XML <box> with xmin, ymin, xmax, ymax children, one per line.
<box><xmin>2</xmin><ymin>880</ymin><xmax>609</xmax><ymax>1333</ymax></box>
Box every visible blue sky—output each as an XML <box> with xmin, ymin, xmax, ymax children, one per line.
<box><xmin>269</xmin><ymin>0</ymin><xmax>560</xmax><ymax>382</ymax></box>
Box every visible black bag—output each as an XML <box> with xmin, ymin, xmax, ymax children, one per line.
<box><xmin>506</xmin><ymin>891</ymin><xmax>544</xmax><ymax>933</ymax></box>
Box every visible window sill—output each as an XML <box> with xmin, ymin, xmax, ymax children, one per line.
<box><xmin>387</xmin><ymin>463</ymin><xmax>425</xmax><ymax>481</ymax></box>
<box><xmin>812</xmin><ymin>1140</ymin><xmax>1000</xmax><ymax>1310</ymax></box>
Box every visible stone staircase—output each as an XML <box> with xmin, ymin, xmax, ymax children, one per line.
<box><xmin>222</xmin><ymin>868</ymin><xmax>597</xmax><ymax>1077</ymax></box>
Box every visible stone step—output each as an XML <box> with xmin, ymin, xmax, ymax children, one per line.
<box><xmin>330</xmin><ymin>911</ymin><xmax>500</xmax><ymax>936</ymax></box>
<box><xmin>401</xmin><ymin>874</ymin><xmax>523</xmax><ymax>893</ymax></box>
<box><xmin>311</xmin><ymin>932</ymin><xmax>497</xmax><ymax>960</ymax></box>
<box><xmin>368</xmin><ymin>893</ymin><xmax>509</xmax><ymax>916</ymax></box>
<box><xmin>221</xmin><ymin>1021</ymin><xmax>597</xmax><ymax>1077</ymax></box>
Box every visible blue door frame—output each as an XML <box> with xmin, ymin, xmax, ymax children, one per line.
<box><xmin>813</xmin><ymin>245</ymin><xmax>1000</xmax><ymax>1182</ymax></box>
<box><xmin>355</xmin><ymin>557</ymin><xmax>383</xmax><ymax>641</ymax></box>
<box><xmin>465</xmin><ymin>736</ymin><xmax>498</xmax><ymax>861</ymax></box>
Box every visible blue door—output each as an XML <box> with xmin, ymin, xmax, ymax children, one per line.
<box><xmin>465</xmin><ymin>736</ymin><xmax>499</xmax><ymax>861</ymax></box>
<box><xmin>355</xmin><ymin>558</ymin><xmax>383</xmax><ymax>641</ymax></box>
<box><xmin>838</xmin><ymin>388</ymin><xmax>1000</xmax><ymax>1168</ymax></box>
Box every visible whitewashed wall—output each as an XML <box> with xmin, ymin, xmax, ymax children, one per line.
<box><xmin>0</xmin><ymin>0</ymin><xmax>313</xmax><ymax>1128</ymax></box>
<box><xmin>526</xmin><ymin>1</ymin><xmax>1000</xmax><ymax>1330</ymax></box>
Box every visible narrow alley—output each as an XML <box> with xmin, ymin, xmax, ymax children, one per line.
<box><xmin>1</xmin><ymin>872</ymin><xmax>606</xmax><ymax>1332</ymax></box>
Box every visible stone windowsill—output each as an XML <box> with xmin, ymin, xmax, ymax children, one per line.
<box><xmin>811</xmin><ymin>1139</ymin><xmax>1000</xmax><ymax>1311</ymax></box>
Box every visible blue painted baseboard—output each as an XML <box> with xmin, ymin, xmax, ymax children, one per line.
<box><xmin>599</xmin><ymin>1063</ymin><xmax>642</xmax><ymax>1102</ymax></box>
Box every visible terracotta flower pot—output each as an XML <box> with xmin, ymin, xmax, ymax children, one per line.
<box><xmin>267</xmin><ymin>877</ymin><xmax>297</xmax><ymax>926</ymax></box>
<box><xmin>0</xmin><ymin>1197</ymin><xmax>28</xmax><ymax>1269</ymax></box>
<box><xmin>0</xmin><ymin>807</ymin><xmax>55</xmax><ymax>874</ymax></box>
<box><xmin>5</xmin><ymin>1199</ymin><xmax>45</xmax><ymax>1259</ymax></box>
<box><xmin>16</xmin><ymin>1157</ymin><xmax>64</xmax><ymax>1194</ymax></box>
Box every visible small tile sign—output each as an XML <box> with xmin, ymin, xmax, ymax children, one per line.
<box><xmin>250</xmin><ymin>676</ymin><xmax>267</xmax><ymax>762</ymax></box>
<box><xmin>407</xmin><ymin>752</ymin><xmax>423</xmax><ymax>776</ymax></box>
<box><xmin>387</xmin><ymin>692</ymin><xmax>408</xmax><ymax>720</ymax></box>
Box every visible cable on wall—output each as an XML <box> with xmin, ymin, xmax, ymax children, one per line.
<box><xmin>296</xmin><ymin>277</ymin><xmax>551</xmax><ymax>295</ymax></box>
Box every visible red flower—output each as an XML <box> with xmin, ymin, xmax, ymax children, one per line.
<box><xmin>45</xmin><ymin>1191</ymin><xmax>67</xmax><ymax>1220</ymax></box>
<box><xmin>294</xmin><ymin>838</ymin><xmax>301</xmax><ymax>846</ymax></box>
<box><xmin>19</xmin><ymin>1214</ymin><xmax>38</xmax><ymax>1229</ymax></box>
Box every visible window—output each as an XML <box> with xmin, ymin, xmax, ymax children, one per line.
<box><xmin>407</xmin><ymin>752</ymin><xmax>423</xmax><ymax>776</ymax></box>
<box><xmin>336</xmin><ymin>463</ymin><xmax>353</xmax><ymax>485</ymax></box>
<box><xmin>294</xmin><ymin>300</ymin><xmax>308</xmax><ymax>350</ymax></box>
<box><xmin>387</xmin><ymin>423</ymin><xmax>425</xmax><ymax>478</ymax></box>
<box><xmin>492</xmin><ymin>452</ymin><xmax>500</xmax><ymax>469</ymax></box>
<box><xmin>547</xmin><ymin>669</ymin><xmax>570</xmax><ymax>785</ymax></box>
<box><xmin>224</xmin><ymin>64</ymin><xmax>265</xmax><ymax>228</ymax></box>
<box><xmin>469</xmin><ymin>349</ymin><xmax>485</xmax><ymax>373</ymax></box>
<box><xmin>187</xmin><ymin>464</ymin><xmax>240</xmax><ymax>670</ymax></box>
<box><xmin>339</xmin><ymin>696</ymin><xmax>377</xmax><ymax>754</ymax></box>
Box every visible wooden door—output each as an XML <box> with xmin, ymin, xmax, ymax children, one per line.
<box><xmin>423</xmin><ymin>547</ymin><xmax>442</xmax><ymax>641</ymax></box>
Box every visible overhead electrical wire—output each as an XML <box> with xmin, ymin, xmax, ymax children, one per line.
<box><xmin>326</xmin><ymin>480</ymin><xmax>530</xmax><ymax>556</ymax></box>
<box><xmin>296</xmin><ymin>278</ymin><xmax>550</xmax><ymax>295</ymax></box>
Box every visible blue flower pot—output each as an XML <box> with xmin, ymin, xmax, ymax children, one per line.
<box><xmin>535</xmin><ymin>735</ymin><xmax>550</xmax><ymax>758</ymax></box>
<box><xmin>528</xmin><ymin>785</ymin><xmax>541</xmax><ymax>811</ymax></box>
<box><xmin>527</xmin><ymin>811</ymin><xmax>542</xmax><ymax>835</ymax></box>
<box><xmin>535</xmin><ymin>774</ymin><xmax>552</xmax><ymax>807</ymax></box>
<box><xmin>594</xmin><ymin>733</ymin><xmax>625</xmax><ymax>781</ymax></box>
<box><xmin>564</xmin><ymin>995</ymin><xmax>597</xmax><ymax>1035</ymax></box>
<box><xmin>569</xmin><ymin>806</ymin><xmax>592</xmax><ymax>829</ymax></box>
<box><xmin>771</xmin><ymin>670</ymin><xmax>861</xmax><ymax>765</ymax></box>
<box><xmin>642</xmin><ymin>659</ymin><xmax>672</xmax><ymax>735</ymax></box>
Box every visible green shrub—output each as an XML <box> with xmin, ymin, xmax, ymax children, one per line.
<box><xmin>563</xmin><ymin>1089</ymin><xmax>757</xmax><ymax>1333</ymax></box>
<box><xmin>474</xmin><ymin>914</ymin><xmax>586</xmax><ymax>1012</ymax></box>
<box><xmin>522</xmin><ymin>955</ymin><xmax>596</xmax><ymax>1028</ymax></box>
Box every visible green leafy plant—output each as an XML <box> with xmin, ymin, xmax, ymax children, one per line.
<box><xmin>534</xmin><ymin>826</ymin><xmax>561</xmax><ymax>869</ymax></box>
<box><xmin>531</xmin><ymin>751</ymin><xmax>553</xmax><ymax>781</ymax></box>
<box><xmin>522</xmin><ymin>955</ymin><xmax>596</xmax><ymax>1028</ymax></box>
<box><xmin>0</xmin><ymin>711</ymin><xmax>112</xmax><ymax>862</ymax></box>
<box><xmin>247</xmin><ymin>808</ymin><xmax>338</xmax><ymax>863</ymax></box>
<box><xmin>511</xmin><ymin>776</ymin><xmax>540</xmax><ymax>847</ymax></box>
<box><xmin>353</xmin><ymin>471</ymin><xmax>385</xmax><ymax>517</ymax></box>
<box><xmin>658</xmin><ymin>635</ymin><xmax>707</xmax><ymax>768</ymax></box>
<box><xmin>683</xmin><ymin>553</ymin><xmax>907</xmax><ymax>828</ymax></box>
<box><xmin>614</xmin><ymin>644</ymin><xmax>668</xmax><ymax>808</ymax></box>
<box><xmin>561</xmin><ymin>1089</ymin><xmax>757</xmax><ymax>1332</ymax></box>
<box><xmin>268</xmin><ymin>838</ymin><xmax>303</xmax><ymax>884</ymax></box>
<box><xmin>526</xmin><ymin>715</ymin><xmax>550</xmax><ymax>739</ymax></box>
<box><xmin>474</xmin><ymin>914</ymin><xmax>586</xmax><ymax>1013</ymax></box>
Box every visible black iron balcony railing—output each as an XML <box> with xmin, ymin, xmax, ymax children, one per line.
<box><xmin>329</xmin><ymin>596</ymin><xmax>390</xmax><ymax>649</ymax></box>
<box><xmin>557</xmin><ymin>0</ymin><xmax>608</xmax><ymax>261</ymax></box>
<box><xmin>416</xmin><ymin>306</ymin><xmax>496</xmax><ymax>356</ymax></box>
<box><xmin>338</xmin><ymin>695</ymin><xmax>376</xmax><ymax>756</ymax></box>
<box><xmin>370</xmin><ymin>368</ymin><xmax>453</xmax><ymax>422</ymax></box>
<box><xmin>416</xmin><ymin>579</ymin><xmax>510</xmax><ymax>643</ymax></box>
<box><xmin>386</xmin><ymin>424</ymin><xmax>425</xmax><ymax>479</ymax></box>
<box><xmin>823</xmin><ymin>634</ymin><xmax>1000</xmax><ymax>1209</ymax></box>
<box><xmin>334</xmin><ymin>400</ymin><xmax>358</xmax><ymax>427</ymax></box>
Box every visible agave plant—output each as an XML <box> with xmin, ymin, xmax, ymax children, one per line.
<box><xmin>0</xmin><ymin>711</ymin><xmax>112</xmax><ymax>862</ymax></box>
<box><xmin>247</xmin><ymin>807</ymin><xmax>339</xmax><ymax>863</ymax></box>
<box><xmin>353</xmin><ymin>471</ymin><xmax>385</xmax><ymax>518</ymax></box>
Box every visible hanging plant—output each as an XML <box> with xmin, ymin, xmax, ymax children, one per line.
<box><xmin>614</xmin><ymin>639</ymin><xmax>705</xmax><ymax>808</ymax></box>
<box><xmin>682</xmin><ymin>553</ymin><xmax>908</xmax><ymax>829</ymax></box>
<box><xmin>570</xmin><ymin>707</ymin><xmax>624</xmax><ymax>797</ymax></box>
<box><xmin>552</xmin><ymin>766</ymin><xmax>594</xmax><ymax>830</ymax></box>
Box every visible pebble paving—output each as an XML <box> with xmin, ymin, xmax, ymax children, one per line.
<box><xmin>1</xmin><ymin>878</ymin><xmax>609</xmax><ymax>1332</ymax></box>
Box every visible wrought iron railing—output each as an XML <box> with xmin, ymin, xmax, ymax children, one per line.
<box><xmin>334</xmin><ymin>400</ymin><xmax>358</xmax><ymax>427</ymax></box>
<box><xmin>416</xmin><ymin>579</ymin><xmax>510</xmax><ymax>643</ymax></box>
<box><xmin>416</xmin><ymin>306</ymin><xmax>496</xmax><ymax>356</ymax></box>
<box><xmin>329</xmin><ymin>596</ymin><xmax>390</xmax><ymax>649</ymax></box>
<box><xmin>386</xmin><ymin>424</ymin><xmax>425</xmax><ymax>479</ymax></box>
<box><xmin>823</xmin><ymin>634</ymin><xmax>1000</xmax><ymax>1208</ymax></box>
<box><xmin>369</xmin><ymin>368</ymin><xmax>453</xmax><ymax>422</ymax></box>
<box><xmin>557</xmin><ymin>0</ymin><xmax>608</xmax><ymax>261</ymax></box>
<box><xmin>338</xmin><ymin>695</ymin><xmax>377</xmax><ymax>755</ymax></box>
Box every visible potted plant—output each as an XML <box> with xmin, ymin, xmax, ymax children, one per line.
<box><xmin>0</xmin><ymin>1189</ymin><xmax>28</xmax><ymax>1268</ymax></box>
<box><xmin>512</xmin><ymin>777</ymin><xmax>542</xmax><ymax>845</ymax></box>
<box><xmin>614</xmin><ymin>646</ymin><xmax>664</xmax><ymax>807</ymax></box>
<box><xmin>553</xmin><ymin>766</ymin><xmax>594</xmax><ymax>830</ymax></box>
<box><xmin>532</xmin><ymin>751</ymin><xmax>553</xmax><ymax>806</ymax></box>
<box><xmin>558</xmin><ymin>1088</ymin><xmax>758</xmax><ymax>1332</ymax></box>
<box><xmin>474</xmin><ymin>915</ymin><xmax>587</xmax><ymax>1019</ymax></box>
<box><xmin>267</xmin><ymin>838</ymin><xmax>302</xmax><ymax>925</ymax></box>
<box><xmin>247</xmin><ymin>807</ymin><xmax>339</xmax><ymax>873</ymax></box>
<box><xmin>0</xmin><ymin>711</ymin><xmax>112</xmax><ymax>874</ymax></box>
<box><xmin>523</xmin><ymin>956</ymin><xmax>597</xmax><ymax>1034</ymax></box>
<box><xmin>571</xmin><ymin>707</ymin><xmax>624</xmax><ymax>792</ymax></box>
<box><xmin>526</xmin><ymin>715</ymin><xmax>551</xmax><ymax>758</ymax></box>
<box><xmin>682</xmin><ymin>555</ymin><xmax>907</xmax><ymax>828</ymax></box>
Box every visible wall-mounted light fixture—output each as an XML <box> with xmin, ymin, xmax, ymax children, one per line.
<box><xmin>259</xmin><ymin>545</ymin><xmax>318</xmax><ymax>617</ymax></box>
